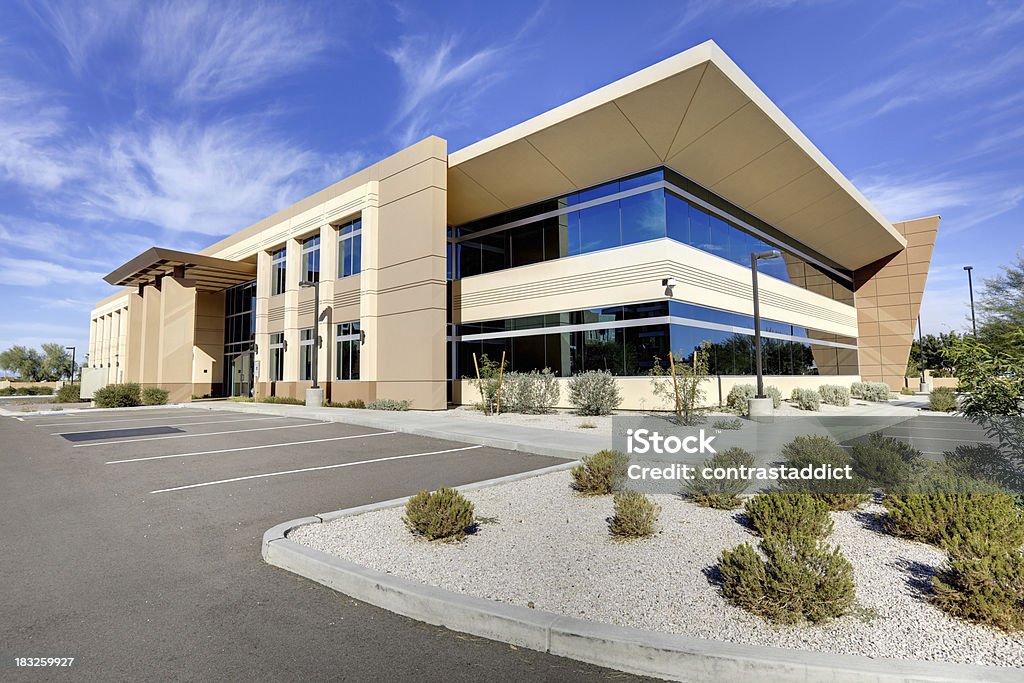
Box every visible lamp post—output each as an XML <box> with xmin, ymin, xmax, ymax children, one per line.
<box><xmin>963</xmin><ymin>265</ymin><xmax>977</xmax><ymax>335</ymax></box>
<box><xmin>917</xmin><ymin>316</ymin><xmax>927</xmax><ymax>393</ymax></box>
<box><xmin>64</xmin><ymin>346</ymin><xmax>76</xmax><ymax>384</ymax></box>
<box><xmin>299</xmin><ymin>279</ymin><xmax>323</xmax><ymax>407</ymax></box>
<box><xmin>751</xmin><ymin>249</ymin><xmax>782</xmax><ymax>401</ymax></box>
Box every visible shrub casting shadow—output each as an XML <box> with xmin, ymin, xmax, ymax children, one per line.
<box><xmin>892</xmin><ymin>557</ymin><xmax>936</xmax><ymax>601</ymax></box>
<box><xmin>851</xmin><ymin>510</ymin><xmax>888</xmax><ymax>536</ymax></box>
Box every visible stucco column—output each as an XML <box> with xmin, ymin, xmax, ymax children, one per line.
<box><xmin>283</xmin><ymin>237</ymin><xmax>302</xmax><ymax>383</ymax></box>
<box><xmin>317</xmin><ymin>221</ymin><xmax>337</xmax><ymax>387</ymax></box>
<box><xmin>254</xmin><ymin>250</ymin><xmax>271</xmax><ymax>397</ymax></box>
<box><xmin>358</xmin><ymin>192</ymin><xmax>379</xmax><ymax>382</ymax></box>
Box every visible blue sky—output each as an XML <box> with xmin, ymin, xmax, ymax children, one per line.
<box><xmin>1</xmin><ymin>0</ymin><xmax>1022</xmax><ymax>358</ymax></box>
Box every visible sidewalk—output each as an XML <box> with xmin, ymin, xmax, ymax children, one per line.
<box><xmin>196</xmin><ymin>402</ymin><xmax>609</xmax><ymax>459</ymax></box>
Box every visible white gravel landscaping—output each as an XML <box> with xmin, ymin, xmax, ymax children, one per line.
<box><xmin>290</xmin><ymin>470</ymin><xmax>1024</xmax><ymax>668</ymax></box>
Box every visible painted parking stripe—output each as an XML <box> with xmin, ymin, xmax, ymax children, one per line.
<box><xmin>73</xmin><ymin>421</ymin><xmax>330</xmax><ymax>447</ymax></box>
<box><xmin>106</xmin><ymin>431</ymin><xmax>398</xmax><ymax>464</ymax></box>
<box><xmin>33</xmin><ymin>413</ymin><xmax>225</xmax><ymax>427</ymax></box>
<box><xmin>149</xmin><ymin>445</ymin><xmax>483</xmax><ymax>494</ymax></box>
<box><xmin>51</xmin><ymin>416</ymin><xmax>288</xmax><ymax>435</ymax></box>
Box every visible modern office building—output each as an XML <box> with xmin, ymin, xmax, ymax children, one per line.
<box><xmin>85</xmin><ymin>41</ymin><xmax>938</xmax><ymax>409</ymax></box>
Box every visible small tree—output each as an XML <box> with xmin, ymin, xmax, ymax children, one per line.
<box><xmin>467</xmin><ymin>353</ymin><xmax>505</xmax><ymax>414</ymax></box>
<box><xmin>0</xmin><ymin>345</ymin><xmax>43</xmax><ymax>381</ymax></box>
<box><xmin>649</xmin><ymin>342</ymin><xmax>710</xmax><ymax>424</ymax></box>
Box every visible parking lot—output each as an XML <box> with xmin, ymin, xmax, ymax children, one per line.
<box><xmin>1</xmin><ymin>407</ymin><xmax>645</xmax><ymax>682</ymax></box>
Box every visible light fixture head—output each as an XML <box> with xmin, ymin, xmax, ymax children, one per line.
<box><xmin>755</xmin><ymin>249</ymin><xmax>782</xmax><ymax>260</ymax></box>
<box><xmin>299</xmin><ymin>280</ymin><xmax>314</xmax><ymax>288</ymax></box>
<box><xmin>963</xmin><ymin>265</ymin><xmax>973</xmax><ymax>271</ymax></box>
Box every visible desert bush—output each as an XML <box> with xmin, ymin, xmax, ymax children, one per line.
<box><xmin>499</xmin><ymin>369</ymin><xmax>559</xmax><ymax>414</ymax></box>
<box><xmin>819</xmin><ymin>384</ymin><xmax>851</xmax><ymax>407</ymax></box>
<box><xmin>608</xmin><ymin>490</ymin><xmax>660</xmax><ymax>539</ymax></box>
<box><xmin>726</xmin><ymin>384</ymin><xmax>755</xmax><ymax>414</ymax></box>
<box><xmin>900</xmin><ymin>386</ymin><xmax>916</xmax><ymax>395</ymax></box>
<box><xmin>0</xmin><ymin>385</ymin><xmax>53</xmax><ymax>396</ymax></box>
<box><xmin>368</xmin><ymin>398</ymin><xmax>411</xmax><ymax>411</ymax></box>
<box><xmin>851</xmin><ymin>434</ymin><xmax>922</xmax><ymax>491</ymax></box>
<box><xmin>649</xmin><ymin>344</ymin><xmax>711</xmax><ymax>424</ymax></box>
<box><xmin>93</xmin><ymin>383</ymin><xmax>141</xmax><ymax>408</ymax></box>
<box><xmin>403</xmin><ymin>487</ymin><xmax>476</xmax><ymax>541</ymax></box>
<box><xmin>260</xmin><ymin>396</ymin><xmax>304</xmax><ymax>405</ymax></box>
<box><xmin>765</xmin><ymin>385</ymin><xmax>783</xmax><ymax>409</ymax></box>
<box><xmin>929</xmin><ymin>386</ymin><xmax>958</xmax><ymax>412</ymax></box>
<box><xmin>327</xmin><ymin>399</ymin><xmax>366</xmax><ymax>409</ymax></box>
<box><xmin>931</xmin><ymin>534</ymin><xmax>1024</xmax><ymax>632</ymax></box>
<box><xmin>571</xmin><ymin>450</ymin><xmax>629</xmax><ymax>495</ymax></box>
<box><xmin>851</xmin><ymin>381</ymin><xmax>891</xmax><ymax>402</ymax></box>
<box><xmin>712</xmin><ymin>417</ymin><xmax>744</xmax><ymax>430</ymax></box>
<box><xmin>719</xmin><ymin>534</ymin><xmax>855</xmax><ymax>625</ymax></box>
<box><xmin>685</xmin><ymin>447</ymin><xmax>755</xmax><ymax>509</ymax></box>
<box><xmin>790</xmin><ymin>388</ymin><xmax>821</xmax><ymax>411</ymax></box>
<box><xmin>945</xmin><ymin>443</ymin><xmax>1024</xmax><ymax>492</ymax></box>
<box><xmin>567</xmin><ymin>370</ymin><xmax>621</xmax><ymax>416</ymax></box>
<box><xmin>56</xmin><ymin>383</ymin><xmax>81</xmax><ymax>402</ymax></box>
<box><xmin>884</xmin><ymin>469</ymin><xmax>1024</xmax><ymax>550</ymax></box>
<box><xmin>744</xmin><ymin>492</ymin><xmax>833</xmax><ymax>540</ymax></box>
<box><xmin>141</xmin><ymin>387</ymin><xmax>169</xmax><ymax>406</ymax></box>
<box><xmin>777</xmin><ymin>435</ymin><xmax>870</xmax><ymax>510</ymax></box>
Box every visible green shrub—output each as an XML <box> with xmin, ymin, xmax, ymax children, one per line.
<box><xmin>327</xmin><ymin>399</ymin><xmax>366</xmax><ymax>409</ymax></box>
<box><xmin>765</xmin><ymin>385</ymin><xmax>783</xmax><ymax>409</ymax></box>
<box><xmin>944</xmin><ymin>443</ymin><xmax>1024</xmax><ymax>491</ymax></box>
<box><xmin>141</xmin><ymin>387</ymin><xmax>169</xmax><ymax>406</ymax></box>
<box><xmin>726</xmin><ymin>384</ymin><xmax>755</xmax><ymax>414</ymax></box>
<box><xmin>932</xmin><ymin>532</ymin><xmax>1024</xmax><ymax>632</ymax></box>
<box><xmin>260</xmin><ymin>396</ymin><xmax>305</xmax><ymax>405</ymax></box>
<box><xmin>567</xmin><ymin>370</ymin><xmax>621</xmax><ymax>416</ymax></box>
<box><xmin>790</xmin><ymin>388</ymin><xmax>821</xmax><ymax>411</ymax></box>
<box><xmin>499</xmin><ymin>369</ymin><xmax>559</xmax><ymax>414</ymax></box>
<box><xmin>777</xmin><ymin>435</ymin><xmax>870</xmax><ymax>510</ymax></box>
<box><xmin>608</xmin><ymin>490</ymin><xmax>660</xmax><ymax>539</ymax></box>
<box><xmin>571</xmin><ymin>450</ymin><xmax>629</xmax><ymax>495</ymax></box>
<box><xmin>719</xmin><ymin>535</ymin><xmax>855</xmax><ymax>625</ymax></box>
<box><xmin>93</xmin><ymin>383</ymin><xmax>141</xmax><ymax>408</ymax></box>
<box><xmin>685</xmin><ymin>447</ymin><xmax>755</xmax><ymax>509</ymax></box>
<box><xmin>884</xmin><ymin>472</ymin><xmax>1024</xmax><ymax>550</ymax></box>
<box><xmin>900</xmin><ymin>386</ymin><xmax>916</xmax><ymax>396</ymax></box>
<box><xmin>819</xmin><ymin>384</ymin><xmax>850</xmax><ymax>407</ymax></box>
<box><xmin>368</xmin><ymin>398</ymin><xmax>411</xmax><ymax>411</ymax></box>
<box><xmin>929</xmin><ymin>386</ymin><xmax>958</xmax><ymax>412</ymax></box>
<box><xmin>712</xmin><ymin>417</ymin><xmax>744</xmax><ymax>431</ymax></box>
<box><xmin>850</xmin><ymin>434</ymin><xmax>921</xmax><ymax>491</ymax></box>
<box><xmin>56</xmin><ymin>384</ymin><xmax>81</xmax><ymax>403</ymax></box>
<box><xmin>851</xmin><ymin>381</ymin><xmax>891</xmax><ymax>402</ymax></box>
<box><xmin>1</xmin><ymin>385</ymin><xmax>54</xmax><ymax>396</ymax></box>
<box><xmin>744</xmin><ymin>493</ymin><xmax>833</xmax><ymax>540</ymax></box>
<box><xmin>403</xmin><ymin>487</ymin><xmax>476</xmax><ymax>541</ymax></box>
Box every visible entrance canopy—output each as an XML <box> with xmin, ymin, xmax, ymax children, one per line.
<box><xmin>104</xmin><ymin>247</ymin><xmax>256</xmax><ymax>292</ymax></box>
<box><xmin>448</xmin><ymin>40</ymin><xmax>905</xmax><ymax>272</ymax></box>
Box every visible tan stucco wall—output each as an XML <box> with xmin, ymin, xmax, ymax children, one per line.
<box><xmin>855</xmin><ymin>216</ymin><xmax>939</xmax><ymax>390</ymax></box>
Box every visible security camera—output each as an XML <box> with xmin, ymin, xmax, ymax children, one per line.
<box><xmin>662</xmin><ymin>278</ymin><xmax>678</xmax><ymax>288</ymax></box>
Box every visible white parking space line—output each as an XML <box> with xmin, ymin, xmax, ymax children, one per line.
<box><xmin>106</xmin><ymin>431</ymin><xmax>398</xmax><ymax>464</ymax></box>
<box><xmin>32</xmin><ymin>413</ymin><xmax>225</xmax><ymax>428</ymax></box>
<box><xmin>73</xmin><ymin>421</ymin><xmax>330</xmax><ymax>447</ymax></box>
<box><xmin>149</xmin><ymin>445</ymin><xmax>483</xmax><ymax>494</ymax></box>
<box><xmin>51</xmin><ymin>416</ymin><xmax>287</xmax><ymax>435</ymax></box>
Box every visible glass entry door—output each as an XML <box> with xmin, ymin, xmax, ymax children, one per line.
<box><xmin>227</xmin><ymin>351</ymin><xmax>253</xmax><ymax>397</ymax></box>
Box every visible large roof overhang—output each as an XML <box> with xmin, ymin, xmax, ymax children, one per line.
<box><xmin>448</xmin><ymin>40</ymin><xmax>905</xmax><ymax>272</ymax></box>
<box><xmin>104</xmin><ymin>247</ymin><xmax>256</xmax><ymax>292</ymax></box>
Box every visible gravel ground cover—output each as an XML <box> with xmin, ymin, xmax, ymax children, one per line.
<box><xmin>291</xmin><ymin>470</ymin><xmax>1024</xmax><ymax>668</ymax></box>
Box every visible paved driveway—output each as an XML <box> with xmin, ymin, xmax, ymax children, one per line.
<box><xmin>1</xmin><ymin>407</ymin><xmax>651</xmax><ymax>681</ymax></box>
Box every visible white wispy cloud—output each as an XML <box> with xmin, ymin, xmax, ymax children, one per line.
<box><xmin>856</xmin><ymin>172</ymin><xmax>1024</xmax><ymax>233</ymax></box>
<box><xmin>140</xmin><ymin>1</ymin><xmax>327</xmax><ymax>103</ymax></box>
<box><xmin>384</xmin><ymin>3</ymin><xmax>548</xmax><ymax>146</ymax></box>
<box><xmin>0</xmin><ymin>257</ymin><xmax>105</xmax><ymax>287</ymax></box>
<box><xmin>0</xmin><ymin>77</ymin><xmax>79</xmax><ymax>191</ymax></box>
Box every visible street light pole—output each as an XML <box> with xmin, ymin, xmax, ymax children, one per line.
<box><xmin>65</xmin><ymin>346</ymin><xmax>76</xmax><ymax>384</ymax></box>
<box><xmin>917</xmin><ymin>316</ymin><xmax>926</xmax><ymax>393</ymax></box>
<box><xmin>963</xmin><ymin>265</ymin><xmax>977</xmax><ymax>335</ymax></box>
<box><xmin>299</xmin><ymin>280</ymin><xmax>320</xmax><ymax>390</ymax></box>
<box><xmin>751</xmin><ymin>249</ymin><xmax>782</xmax><ymax>399</ymax></box>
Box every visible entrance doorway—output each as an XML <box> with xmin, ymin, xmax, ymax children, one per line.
<box><xmin>227</xmin><ymin>351</ymin><xmax>253</xmax><ymax>398</ymax></box>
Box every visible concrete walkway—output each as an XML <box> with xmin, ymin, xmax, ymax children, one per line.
<box><xmin>196</xmin><ymin>401</ymin><xmax>610</xmax><ymax>459</ymax></box>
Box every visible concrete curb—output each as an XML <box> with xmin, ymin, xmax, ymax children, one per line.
<box><xmin>264</xmin><ymin>470</ymin><xmax>1019</xmax><ymax>683</ymax></box>
<box><xmin>1</xmin><ymin>403</ymin><xmax>190</xmax><ymax>418</ymax></box>
<box><xmin>194</xmin><ymin>402</ymin><xmax>597</xmax><ymax>459</ymax></box>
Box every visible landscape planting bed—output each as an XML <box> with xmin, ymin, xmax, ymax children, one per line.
<box><xmin>291</xmin><ymin>470</ymin><xmax>1024</xmax><ymax>668</ymax></box>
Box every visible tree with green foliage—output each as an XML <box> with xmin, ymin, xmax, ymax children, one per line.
<box><xmin>907</xmin><ymin>332</ymin><xmax>960</xmax><ymax>377</ymax></box>
<box><xmin>976</xmin><ymin>254</ymin><xmax>1024</xmax><ymax>361</ymax></box>
<box><xmin>40</xmin><ymin>343</ymin><xmax>75</xmax><ymax>381</ymax></box>
<box><xmin>0</xmin><ymin>345</ymin><xmax>44</xmax><ymax>381</ymax></box>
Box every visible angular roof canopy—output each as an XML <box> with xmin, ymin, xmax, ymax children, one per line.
<box><xmin>104</xmin><ymin>247</ymin><xmax>256</xmax><ymax>292</ymax></box>
<box><xmin>448</xmin><ymin>40</ymin><xmax>905</xmax><ymax>271</ymax></box>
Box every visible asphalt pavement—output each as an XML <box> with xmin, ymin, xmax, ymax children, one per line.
<box><xmin>0</xmin><ymin>407</ymin><xmax>653</xmax><ymax>682</ymax></box>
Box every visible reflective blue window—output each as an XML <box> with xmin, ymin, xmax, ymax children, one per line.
<box><xmin>620</xmin><ymin>190</ymin><xmax>666</xmax><ymax>245</ymax></box>
<box><xmin>579</xmin><ymin>201</ymin><xmax>620</xmax><ymax>252</ymax></box>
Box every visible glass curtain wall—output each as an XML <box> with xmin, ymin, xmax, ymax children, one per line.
<box><xmin>223</xmin><ymin>281</ymin><xmax>256</xmax><ymax>397</ymax></box>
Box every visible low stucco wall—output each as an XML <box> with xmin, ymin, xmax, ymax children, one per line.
<box><xmin>453</xmin><ymin>375</ymin><xmax>862</xmax><ymax>411</ymax></box>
